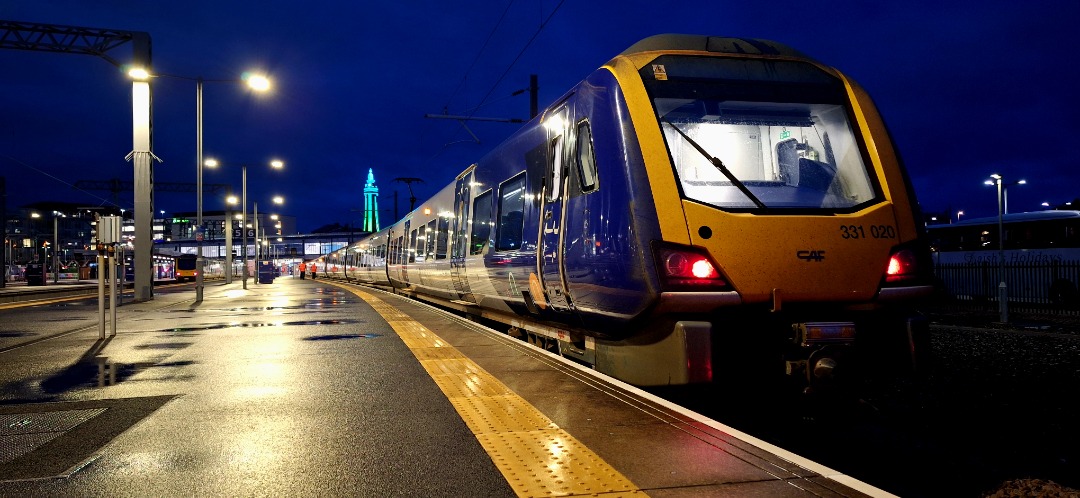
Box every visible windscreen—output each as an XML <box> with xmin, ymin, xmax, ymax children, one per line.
<box><xmin>642</xmin><ymin>56</ymin><xmax>880</xmax><ymax>212</ymax></box>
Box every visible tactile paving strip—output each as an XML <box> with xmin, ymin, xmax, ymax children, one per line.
<box><xmin>477</xmin><ymin>430</ymin><xmax>645</xmax><ymax>496</ymax></box>
<box><xmin>430</xmin><ymin>371</ymin><xmax>513</xmax><ymax>398</ymax></box>
<box><xmin>340</xmin><ymin>285</ymin><xmax>646</xmax><ymax>497</ymax></box>
<box><xmin>449</xmin><ymin>395</ymin><xmax>557</xmax><ymax>434</ymax></box>
<box><xmin>411</xmin><ymin>346</ymin><xmax>467</xmax><ymax>361</ymax></box>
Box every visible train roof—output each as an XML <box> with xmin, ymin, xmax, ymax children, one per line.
<box><xmin>619</xmin><ymin>34</ymin><xmax>807</xmax><ymax>59</ymax></box>
<box><xmin>929</xmin><ymin>210</ymin><xmax>1080</xmax><ymax>228</ymax></box>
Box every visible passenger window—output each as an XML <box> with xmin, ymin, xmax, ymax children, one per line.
<box><xmin>576</xmin><ymin>121</ymin><xmax>598</xmax><ymax>192</ymax></box>
<box><xmin>415</xmin><ymin>225</ymin><xmax>427</xmax><ymax>262</ymax></box>
<box><xmin>470</xmin><ymin>190</ymin><xmax>493</xmax><ymax>255</ymax></box>
<box><xmin>496</xmin><ymin>174</ymin><xmax>527</xmax><ymax>251</ymax></box>
<box><xmin>436</xmin><ymin>217</ymin><xmax>449</xmax><ymax>259</ymax></box>
<box><xmin>408</xmin><ymin>229</ymin><xmax>418</xmax><ymax>263</ymax></box>
<box><xmin>546</xmin><ymin>108</ymin><xmax>568</xmax><ymax>202</ymax></box>
<box><xmin>549</xmin><ymin>135</ymin><xmax>563</xmax><ymax>201</ymax></box>
<box><xmin>426</xmin><ymin>220</ymin><xmax>436</xmax><ymax>260</ymax></box>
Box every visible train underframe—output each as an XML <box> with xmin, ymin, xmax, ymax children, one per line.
<box><xmin>578</xmin><ymin>304</ymin><xmax>929</xmax><ymax>396</ymax></box>
<box><xmin>400</xmin><ymin>283</ymin><xmax>929</xmax><ymax>397</ymax></box>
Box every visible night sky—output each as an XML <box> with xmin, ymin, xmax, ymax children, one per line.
<box><xmin>2</xmin><ymin>1</ymin><xmax>1077</xmax><ymax>232</ymax></box>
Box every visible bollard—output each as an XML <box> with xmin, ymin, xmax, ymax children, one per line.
<box><xmin>97</xmin><ymin>249</ymin><xmax>106</xmax><ymax>340</ymax></box>
<box><xmin>998</xmin><ymin>281</ymin><xmax>1009</xmax><ymax>324</ymax></box>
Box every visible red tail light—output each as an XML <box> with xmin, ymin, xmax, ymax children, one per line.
<box><xmin>885</xmin><ymin>248</ymin><xmax>917</xmax><ymax>283</ymax></box>
<box><xmin>655</xmin><ymin>244</ymin><xmax>730</xmax><ymax>291</ymax></box>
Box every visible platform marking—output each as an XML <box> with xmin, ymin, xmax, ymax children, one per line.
<box><xmin>342</xmin><ymin>285</ymin><xmax>647</xmax><ymax>497</ymax></box>
<box><xmin>0</xmin><ymin>293</ymin><xmax>96</xmax><ymax>310</ymax></box>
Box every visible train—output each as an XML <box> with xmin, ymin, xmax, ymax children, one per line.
<box><xmin>316</xmin><ymin>34</ymin><xmax>935</xmax><ymax>391</ymax></box>
<box><xmin>173</xmin><ymin>253</ymin><xmax>225</xmax><ymax>282</ymax></box>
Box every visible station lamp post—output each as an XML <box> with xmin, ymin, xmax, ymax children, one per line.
<box><xmin>984</xmin><ymin>174</ymin><xmax>1025</xmax><ymax>323</ymax></box>
<box><xmin>208</xmin><ymin>159</ymin><xmax>284</xmax><ymax>289</ymax></box>
<box><xmin>225</xmin><ymin>195</ymin><xmax>240</xmax><ymax>284</ymax></box>
<box><xmin>252</xmin><ymin>195</ymin><xmax>284</xmax><ymax>285</ymax></box>
<box><xmin>51</xmin><ymin>211</ymin><xmax>64</xmax><ymax>283</ymax></box>
<box><xmin>128</xmin><ymin>68</ymin><xmax>271</xmax><ymax>303</ymax></box>
<box><xmin>30</xmin><ymin>211</ymin><xmax>65</xmax><ymax>283</ymax></box>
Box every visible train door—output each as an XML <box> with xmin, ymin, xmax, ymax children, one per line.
<box><xmin>450</xmin><ymin>166</ymin><xmax>476</xmax><ymax>301</ymax></box>
<box><xmin>534</xmin><ymin>106</ymin><xmax>572</xmax><ymax>311</ymax></box>
<box><xmin>400</xmin><ymin>220</ymin><xmax>411</xmax><ymax>285</ymax></box>
<box><xmin>386</xmin><ymin>228</ymin><xmax>398</xmax><ymax>286</ymax></box>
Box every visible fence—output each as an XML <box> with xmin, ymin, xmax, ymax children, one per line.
<box><xmin>933</xmin><ymin>259</ymin><xmax>1080</xmax><ymax>315</ymax></box>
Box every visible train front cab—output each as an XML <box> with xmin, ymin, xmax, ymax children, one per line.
<box><xmin>591</xmin><ymin>36</ymin><xmax>935</xmax><ymax>391</ymax></box>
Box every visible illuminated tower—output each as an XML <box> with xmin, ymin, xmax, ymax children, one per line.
<box><xmin>363</xmin><ymin>168</ymin><xmax>380</xmax><ymax>232</ymax></box>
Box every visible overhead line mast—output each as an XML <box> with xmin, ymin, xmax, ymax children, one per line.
<box><xmin>1</xmin><ymin>19</ymin><xmax>158</xmax><ymax>301</ymax></box>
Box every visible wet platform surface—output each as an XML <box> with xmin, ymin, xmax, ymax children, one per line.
<box><xmin>0</xmin><ymin>278</ymin><xmax>889</xmax><ymax>496</ymax></box>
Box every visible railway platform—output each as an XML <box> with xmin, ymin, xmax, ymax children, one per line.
<box><xmin>0</xmin><ymin>277</ymin><xmax>890</xmax><ymax>497</ymax></box>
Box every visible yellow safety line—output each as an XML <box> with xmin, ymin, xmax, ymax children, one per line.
<box><xmin>340</xmin><ymin>284</ymin><xmax>648</xmax><ymax>497</ymax></box>
<box><xmin>0</xmin><ymin>293</ymin><xmax>97</xmax><ymax>310</ymax></box>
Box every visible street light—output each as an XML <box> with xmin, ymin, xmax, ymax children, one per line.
<box><xmin>252</xmin><ymin>195</ymin><xmax>285</xmax><ymax>284</ymax></box>
<box><xmin>225</xmin><ymin>195</ymin><xmax>240</xmax><ymax>284</ymax></box>
<box><xmin>984</xmin><ymin>174</ymin><xmax>1025</xmax><ymax>323</ymax></box>
<box><xmin>208</xmin><ymin>159</ymin><xmax>284</xmax><ymax>289</ymax></box>
<box><xmin>1004</xmin><ymin>179</ymin><xmax>1025</xmax><ymax>214</ymax></box>
<box><xmin>128</xmin><ymin>69</ymin><xmax>271</xmax><ymax>303</ymax></box>
<box><xmin>51</xmin><ymin>211</ymin><xmax>65</xmax><ymax>283</ymax></box>
<box><xmin>29</xmin><ymin>211</ymin><xmax>64</xmax><ymax>283</ymax></box>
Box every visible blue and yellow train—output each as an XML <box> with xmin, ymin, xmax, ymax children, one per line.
<box><xmin>318</xmin><ymin>34</ymin><xmax>934</xmax><ymax>390</ymax></box>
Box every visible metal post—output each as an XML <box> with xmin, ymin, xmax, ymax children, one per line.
<box><xmin>118</xmin><ymin>246</ymin><xmax>125</xmax><ymax>307</ymax></box>
<box><xmin>97</xmin><ymin>244</ymin><xmax>105</xmax><ymax>340</ymax></box>
<box><xmin>1</xmin><ymin>175</ymin><xmax>5</xmax><ymax>289</ymax></box>
<box><xmin>224</xmin><ymin>208</ymin><xmax>233</xmax><ymax>284</ymax></box>
<box><xmin>130</xmin><ymin>79</ymin><xmax>156</xmax><ymax>302</ymax></box>
<box><xmin>996</xmin><ymin>177</ymin><xmax>1008</xmax><ymax>323</ymax></box>
<box><xmin>111</xmin><ymin>244</ymin><xmax>118</xmax><ymax>336</ymax></box>
<box><xmin>195</xmin><ymin>77</ymin><xmax>205</xmax><ymax>303</ymax></box>
<box><xmin>254</xmin><ymin>202</ymin><xmax>259</xmax><ymax>285</ymax></box>
<box><xmin>242</xmin><ymin>165</ymin><xmax>248</xmax><ymax>289</ymax></box>
<box><xmin>52</xmin><ymin>216</ymin><xmax>58</xmax><ymax>283</ymax></box>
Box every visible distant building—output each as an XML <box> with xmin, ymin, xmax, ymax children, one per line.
<box><xmin>3</xmin><ymin>202</ymin><xmax>106</xmax><ymax>265</ymax></box>
<box><xmin>169</xmin><ymin>211</ymin><xmax>298</xmax><ymax>242</ymax></box>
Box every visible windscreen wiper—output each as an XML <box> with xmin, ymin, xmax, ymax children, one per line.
<box><xmin>662</xmin><ymin>120</ymin><xmax>766</xmax><ymax>209</ymax></box>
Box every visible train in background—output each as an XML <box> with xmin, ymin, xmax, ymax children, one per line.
<box><xmin>317</xmin><ymin>34</ymin><xmax>935</xmax><ymax>392</ymax></box>
<box><xmin>928</xmin><ymin>210</ymin><xmax>1080</xmax><ymax>305</ymax></box>
<box><xmin>172</xmin><ymin>254</ymin><xmax>225</xmax><ymax>282</ymax></box>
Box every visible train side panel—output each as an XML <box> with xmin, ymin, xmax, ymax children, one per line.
<box><xmin>559</xmin><ymin>70</ymin><xmax>662</xmax><ymax>323</ymax></box>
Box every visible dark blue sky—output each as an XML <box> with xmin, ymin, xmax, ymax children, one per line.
<box><xmin>3</xmin><ymin>1</ymin><xmax>1078</xmax><ymax>231</ymax></box>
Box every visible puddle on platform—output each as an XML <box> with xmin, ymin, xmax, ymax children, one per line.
<box><xmin>302</xmin><ymin>333</ymin><xmax>381</xmax><ymax>341</ymax></box>
<box><xmin>209</xmin><ymin>300</ymin><xmax>352</xmax><ymax>312</ymax></box>
<box><xmin>134</xmin><ymin>342</ymin><xmax>195</xmax><ymax>350</ymax></box>
<box><xmin>33</xmin><ymin>356</ymin><xmax>199</xmax><ymax>394</ymax></box>
<box><xmin>312</xmin><ymin>288</ymin><xmax>347</xmax><ymax>296</ymax></box>
<box><xmin>155</xmin><ymin>319</ymin><xmax>361</xmax><ymax>333</ymax></box>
